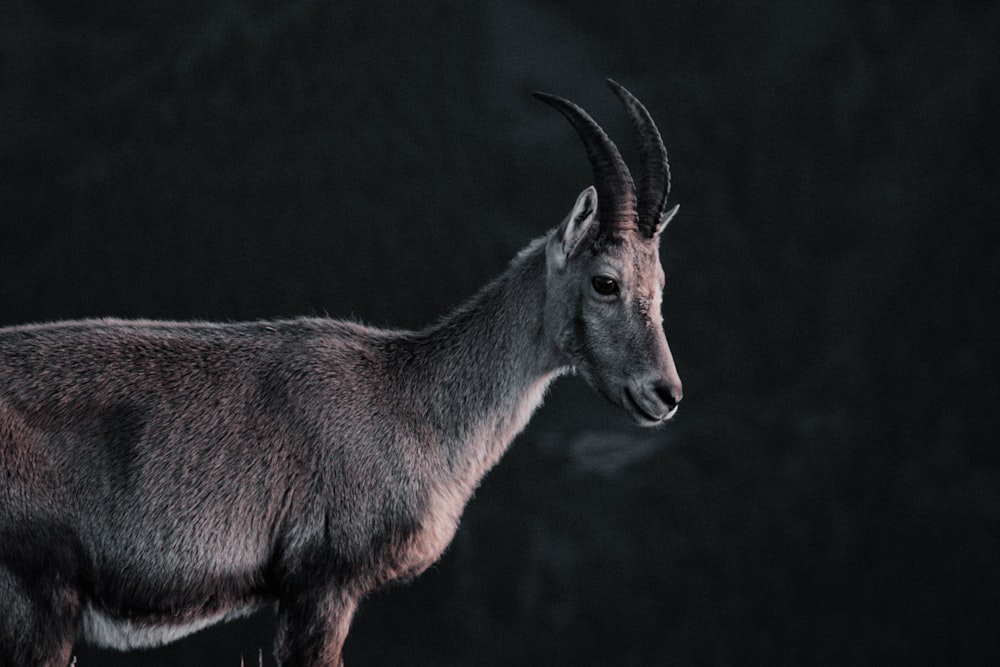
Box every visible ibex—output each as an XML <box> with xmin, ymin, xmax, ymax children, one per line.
<box><xmin>0</xmin><ymin>80</ymin><xmax>683</xmax><ymax>666</ymax></box>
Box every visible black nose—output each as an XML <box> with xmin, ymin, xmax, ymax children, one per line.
<box><xmin>654</xmin><ymin>381</ymin><xmax>682</xmax><ymax>410</ymax></box>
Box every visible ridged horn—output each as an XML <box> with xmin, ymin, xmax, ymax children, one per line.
<box><xmin>606</xmin><ymin>79</ymin><xmax>670</xmax><ymax>237</ymax></box>
<box><xmin>533</xmin><ymin>91</ymin><xmax>638</xmax><ymax>232</ymax></box>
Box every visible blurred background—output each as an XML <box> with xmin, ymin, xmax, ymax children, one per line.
<box><xmin>2</xmin><ymin>0</ymin><xmax>997</xmax><ymax>664</ymax></box>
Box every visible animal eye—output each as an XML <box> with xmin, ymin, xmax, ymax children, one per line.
<box><xmin>591</xmin><ymin>275</ymin><xmax>619</xmax><ymax>296</ymax></box>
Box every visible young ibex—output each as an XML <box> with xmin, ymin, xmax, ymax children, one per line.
<box><xmin>0</xmin><ymin>80</ymin><xmax>683</xmax><ymax>666</ymax></box>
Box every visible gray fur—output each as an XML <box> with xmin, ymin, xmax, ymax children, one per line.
<box><xmin>0</xmin><ymin>85</ymin><xmax>682</xmax><ymax>666</ymax></box>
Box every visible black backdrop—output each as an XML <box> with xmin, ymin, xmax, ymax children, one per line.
<box><xmin>2</xmin><ymin>1</ymin><xmax>998</xmax><ymax>664</ymax></box>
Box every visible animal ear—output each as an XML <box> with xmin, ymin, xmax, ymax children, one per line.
<box><xmin>549</xmin><ymin>186</ymin><xmax>598</xmax><ymax>269</ymax></box>
<box><xmin>654</xmin><ymin>203</ymin><xmax>680</xmax><ymax>238</ymax></box>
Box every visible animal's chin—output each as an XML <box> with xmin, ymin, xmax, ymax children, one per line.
<box><xmin>579</xmin><ymin>370</ymin><xmax>674</xmax><ymax>426</ymax></box>
<box><xmin>622</xmin><ymin>386</ymin><xmax>676</xmax><ymax>427</ymax></box>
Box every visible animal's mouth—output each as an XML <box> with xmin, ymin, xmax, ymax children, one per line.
<box><xmin>623</xmin><ymin>387</ymin><xmax>673</xmax><ymax>426</ymax></box>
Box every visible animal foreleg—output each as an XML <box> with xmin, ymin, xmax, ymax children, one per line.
<box><xmin>0</xmin><ymin>564</ymin><xmax>79</xmax><ymax>667</ymax></box>
<box><xmin>274</xmin><ymin>587</ymin><xmax>358</xmax><ymax>667</ymax></box>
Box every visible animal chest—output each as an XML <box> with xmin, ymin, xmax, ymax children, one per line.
<box><xmin>382</xmin><ymin>483</ymin><xmax>466</xmax><ymax>584</ymax></box>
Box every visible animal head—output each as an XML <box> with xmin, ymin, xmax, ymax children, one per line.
<box><xmin>538</xmin><ymin>80</ymin><xmax>683</xmax><ymax>426</ymax></box>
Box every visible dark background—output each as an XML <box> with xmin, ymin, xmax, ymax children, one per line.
<box><xmin>2</xmin><ymin>1</ymin><xmax>998</xmax><ymax>664</ymax></box>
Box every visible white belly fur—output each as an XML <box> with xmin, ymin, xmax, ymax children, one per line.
<box><xmin>79</xmin><ymin>603</ymin><xmax>261</xmax><ymax>651</ymax></box>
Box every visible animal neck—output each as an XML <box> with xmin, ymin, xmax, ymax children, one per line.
<box><xmin>407</xmin><ymin>234</ymin><xmax>567</xmax><ymax>489</ymax></box>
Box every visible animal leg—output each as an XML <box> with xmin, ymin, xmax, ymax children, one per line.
<box><xmin>274</xmin><ymin>588</ymin><xmax>358</xmax><ymax>667</ymax></box>
<box><xmin>0</xmin><ymin>563</ymin><xmax>79</xmax><ymax>667</ymax></box>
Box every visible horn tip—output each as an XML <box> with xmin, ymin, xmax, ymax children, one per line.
<box><xmin>606</xmin><ymin>78</ymin><xmax>637</xmax><ymax>103</ymax></box>
<box><xmin>533</xmin><ymin>91</ymin><xmax>573</xmax><ymax>112</ymax></box>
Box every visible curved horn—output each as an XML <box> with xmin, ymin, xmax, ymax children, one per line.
<box><xmin>533</xmin><ymin>91</ymin><xmax>638</xmax><ymax>232</ymax></box>
<box><xmin>606</xmin><ymin>79</ymin><xmax>670</xmax><ymax>237</ymax></box>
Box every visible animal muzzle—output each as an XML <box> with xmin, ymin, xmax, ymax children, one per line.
<box><xmin>625</xmin><ymin>373</ymin><xmax>682</xmax><ymax>425</ymax></box>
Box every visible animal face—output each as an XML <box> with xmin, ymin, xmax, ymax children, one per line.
<box><xmin>545</xmin><ymin>187</ymin><xmax>682</xmax><ymax>425</ymax></box>
<box><xmin>535</xmin><ymin>81</ymin><xmax>684</xmax><ymax>426</ymax></box>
